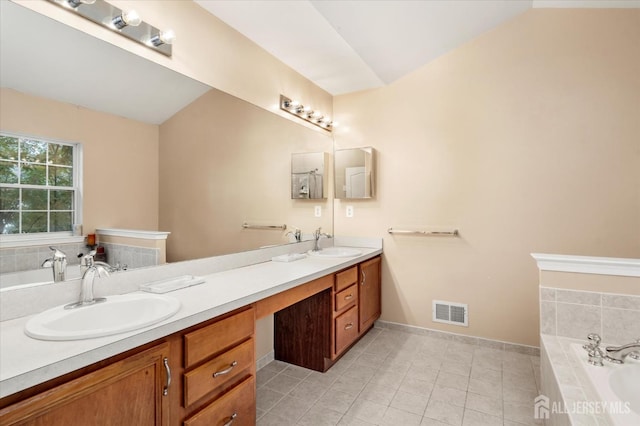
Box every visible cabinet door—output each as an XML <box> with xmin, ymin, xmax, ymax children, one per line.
<box><xmin>0</xmin><ymin>343</ymin><xmax>170</xmax><ymax>426</ymax></box>
<box><xmin>359</xmin><ymin>256</ymin><xmax>381</xmax><ymax>333</ymax></box>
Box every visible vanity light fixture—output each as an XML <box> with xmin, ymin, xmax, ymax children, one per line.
<box><xmin>48</xmin><ymin>0</ymin><xmax>174</xmax><ymax>57</ymax></box>
<box><xmin>280</xmin><ymin>95</ymin><xmax>333</xmax><ymax>131</ymax></box>
<box><xmin>111</xmin><ymin>9</ymin><xmax>142</xmax><ymax>30</ymax></box>
<box><xmin>65</xmin><ymin>0</ymin><xmax>96</xmax><ymax>9</ymax></box>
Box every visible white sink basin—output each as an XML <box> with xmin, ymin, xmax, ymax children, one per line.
<box><xmin>25</xmin><ymin>293</ymin><xmax>180</xmax><ymax>341</ymax></box>
<box><xmin>308</xmin><ymin>247</ymin><xmax>362</xmax><ymax>258</ymax></box>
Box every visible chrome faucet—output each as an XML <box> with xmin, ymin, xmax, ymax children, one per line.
<box><xmin>582</xmin><ymin>333</ymin><xmax>605</xmax><ymax>366</ymax></box>
<box><xmin>286</xmin><ymin>228</ymin><xmax>302</xmax><ymax>242</ymax></box>
<box><xmin>42</xmin><ymin>246</ymin><xmax>67</xmax><ymax>282</ymax></box>
<box><xmin>605</xmin><ymin>339</ymin><xmax>640</xmax><ymax>364</ymax></box>
<box><xmin>312</xmin><ymin>227</ymin><xmax>332</xmax><ymax>252</ymax></box>
<box><xmin>66</xmin><ymin>254</ymin><xmax>112</xmax><ymax>309</ymax></box>
<box><xmin>79</xmin><ymin>251</ymin><xmax>122</xmax><ymax>275</ymax></box>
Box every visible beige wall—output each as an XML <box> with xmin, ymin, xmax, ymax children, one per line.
<box><xmin>333</xmin><ymin>9</ymin><xmax>640</xmax><ymax>346</ymax></box>
<box><xmin>159</xmin><ymin>88</ymin><xmax>332</xmax><ymax>262</ymax></box>
<box><xmin>0</xmin><ymin>88</ymin><xmax>159</xmax><ymax>234</ymax></box>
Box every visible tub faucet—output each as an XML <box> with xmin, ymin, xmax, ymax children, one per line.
<box><xmin>65</xmin><ymin>255</ymin><xmax>109</xmax><ymax>309</ymax></box>
<box><xmin>79</xmin><ymin>251</ymin><xmax>121</xmax><ymax>275</ymax></box>
<box><xmin>312</xmin><ymin>227</ymin><xmax>332</xmax><ymax>252</ymax></box>
<box><xmin>605</xmin><ymin>339</ymin><xmax>640</xmax><ymax>364</ymax></box>
<box><xmin>42</xmin><ymin>246</ymin><xmax>67</xmax><ymax>282</ymax></box>
<box><xmin>583</xmin><ymin>333</ymin><xmax>605</xmax><ymax>366</ymax></box>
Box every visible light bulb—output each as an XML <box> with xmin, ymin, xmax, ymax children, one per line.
<box><xmin>112</xmin><ymin>9</ymin><xmax>141</xmax><ymax>29</ymax></box>
<box><xmin>150</xmin><ymin>29</ymin><xmax>176</xmax><ymax>47</ymax></box>
<box><xmin>123</xmin><ymin>10</ymin><xmax>141</xmax><ymax>26</ymax></box>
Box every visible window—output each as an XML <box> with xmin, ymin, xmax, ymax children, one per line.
<box><xmin>0</xmin><ymin>133</ymin><xmax>81</xmax><ymax>235</ymax></box>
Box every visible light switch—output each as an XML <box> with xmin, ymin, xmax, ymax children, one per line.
<box><xmin>314</xmin><ymin>206</ymin><xmax>322</xmax><ymax>217</ymax></box>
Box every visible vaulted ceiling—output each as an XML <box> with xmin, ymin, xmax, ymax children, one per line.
<box><xmin>196</xmin><ymin>0</ymin><xmax>639</xmax><ymax>95</ymax></box>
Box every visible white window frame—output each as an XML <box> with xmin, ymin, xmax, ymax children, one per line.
<box><xmin>0</xmin><ymin>132</ymin><xmax>83</xmax><ymax>248</ymax></box>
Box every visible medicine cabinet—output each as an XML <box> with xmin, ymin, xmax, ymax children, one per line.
<box><xmin>334</xmin><ymin>147</ymin><xmax>375</xmax><ymax>199</ymax></box>
<box><xmin>291</xmin><ymin>152</ymin><xmax>329</xmax><ymax>199</ymax></box>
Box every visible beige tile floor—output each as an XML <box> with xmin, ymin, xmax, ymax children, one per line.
<box><xmin>256</xmin><ymin>327</ymin><xmax>542</xmax><ymax>426</ymax></box>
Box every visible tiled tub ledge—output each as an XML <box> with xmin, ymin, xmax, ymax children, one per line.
<box><xmin>541</xmin><ymin>334</ymin><xmax>639</xmax><ymax>426</ymax></box>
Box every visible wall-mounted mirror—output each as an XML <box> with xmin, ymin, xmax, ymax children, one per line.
<box><xmin>334</xmin><ymin>147</ymin><xmax>375</xmax><ymax>199</ymax></box>
<box><xmin>0</xmin><ymin>1</ymin><xmax>333</xmax><ymax>286</ymax></box>
<box><xmin>291</xmin><ymin>152</ymin><xmax>329</xmax><ymax>199</ymax></box>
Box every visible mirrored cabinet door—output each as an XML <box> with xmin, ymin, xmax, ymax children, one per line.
<box><xmin>334</xmin><ymin>147</ymin><xmax>375</xmax><ymax>199</ymax></box>
<box><xmin>291</xmin><ymin>152</ymin><xmax>329</xmax><ymax>199</ymax></box>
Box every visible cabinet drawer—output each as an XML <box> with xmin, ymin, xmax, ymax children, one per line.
<box><xmin>184</xmin><ymin>376</ymin><xmax>256</xmax><ymax>426</ymax></box>
<box><xmin>334</xmin><ymin>284</ymin><xmax>358</xmax><ymax>313</ymax></box>
<box><xmin>335</xmin><ymin>266</ymin><xmax>357</xmax><ymax>292</ymax></box>
<box><xmin>184</xmin><ymin>307</ymin><xmax>254</xmax><ymax>368</ymax></box>
<box><xmin>335</xmin><ymin>306</ymin><xmax>359</xmax><ymax>355</ymax></box>
<box><xmin>184</xmin><ymin>339</ymin><xmax>254</xmax><ymax>407</ymax></box>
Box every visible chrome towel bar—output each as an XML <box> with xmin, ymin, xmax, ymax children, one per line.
<box><xmin>387</xmin><ymin>228</ymin><xmax>459</xmax><ymax>237</ymax></box>
<box><xmin>242</xmin><ymin>222</ymin><xmax>287</xmax><ymax>230</ymax></box>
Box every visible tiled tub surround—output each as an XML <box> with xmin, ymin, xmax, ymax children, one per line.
<box><xmin>534</xmin><ymin>253</ymin><xmax>640</xmax><ymax>426</ymax></box>
<box><xmin>0</xmin><ymin>242</ymin><xmax>85</xmax><ymax>276</ymax></box>
<box><xmin>0</xmin><ymin>228</ymin><xmax>168</xmax><ymax>288</ymax></box>
<box><xmin>98</xmin><ymin>242</ymin><xmax>161</xmax><ymax>269</ymax></box>
<box><xmin>96</xmin><ymin>228</ymin><xmax>170</xmax><ymax>268</ymax></box>
<box><xmin>0</xmin><ymin>237</ymin><xmax>382</xmax><ymax>398</ymax></box>
<box><xmin>540</xmin><ymin>288</ymin><xmax>640</xmax><ymax>344</ymax></box>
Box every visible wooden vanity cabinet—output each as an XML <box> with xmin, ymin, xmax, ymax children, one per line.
<box><xmin>179</xmin><ymin>306</ymin><xmax>256</xmax><ymax>426</ymax></box>
<box><xmin>1</xmin><ymin>257</ymin><xmax>378</xmax><ymax>424</ymax></box>
<box><xmin>275</xmin><ymin>255</ymin><xmax>382</xmax><ymax>372</ymax></box>
<box><xmin>333</xmin><ymin>256</ymin><xmax>381</xmax><ymax>358</ymax></box>
<box><xmin>332</xmin><ymin>266</ymin><xmax>359</xmax><ymax>358</ymax></box>
<box><xmin>359</xmin><ymin>256</ymin><xmax>382</xmax><ymax>333</ymax></box>
<box><xmin>0</xmin><ymin>307</ymin><xmax>256</xmax><ymax>426</ymax></box>
<box><xmin>0</xmin><ymin>342</ymin><xmax>171</xmax><ymax>426</ymax></box>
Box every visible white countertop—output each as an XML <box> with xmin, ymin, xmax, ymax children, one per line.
<box><xmin>0</xmin><ymin>247</ymin><xmax>381</xmax><ymax>399</ymax></box>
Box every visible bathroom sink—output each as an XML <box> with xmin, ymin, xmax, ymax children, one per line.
<box><xmin>24</xmin><ymin>293</ymin><xmax>180</xmax><ymax>341</ymax></box>
<box><xmin>308</xmin><ymin>247</ymin><xmax>362</xmax><ymax>258</ymax></box>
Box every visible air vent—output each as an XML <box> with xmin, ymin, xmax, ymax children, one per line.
<box><xmin>433</xmin><ymin>300</ymin><xmax>468</xmax><ymax>327</ymax></box>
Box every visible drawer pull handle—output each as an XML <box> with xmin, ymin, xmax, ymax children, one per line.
<box><xmin>344</xmin><ymin>294</ymin><xmax>353</xmax><ymax>300</ymax></box>
<box><xmin>223</xmin><ymin>412</ymin><xmax>238</xmax><ymax>426</ymax></box>
<box><xmin>361</xmin><ymin>270</ymin><xmax>367</xmax><ymax>286</ymax></box>
<box><xmin>213</xmin><ymin>360</ymin><xmax>238</xmax><ymax>378</ymax></box>
<box><xmin>344</xmin><ymin>322</ymin><xmax>354</xmax><ymax>330</ymax></box>
<box><xmin>162</xmin><ymin>357</ymin><xmax>171</xmax><ymax>396</ymax></box>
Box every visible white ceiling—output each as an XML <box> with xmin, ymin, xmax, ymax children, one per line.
<box><xmin>196</xmin><ymin>0</ymin><xmax>640</xmax><ymax>95</ymax></box>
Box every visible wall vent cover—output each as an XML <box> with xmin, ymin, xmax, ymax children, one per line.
<box><xmin>432</xmin><ymin>300</ymin><xmax>468</xmax><ymax>327</ymax></box>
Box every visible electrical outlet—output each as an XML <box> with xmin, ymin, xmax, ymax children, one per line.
<box><xmin>346</xmin><ymin>205</ymin><xmax>354</xmax><ymax>218</ymax></box>
<box><xmin>314</xmin><ymin>206</ymin><xmax>322</xmax><ymax>217</ymax></box>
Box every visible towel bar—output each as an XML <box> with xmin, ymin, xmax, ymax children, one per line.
<box><xmin>387</xmin><ymin>228</ymin><xmax>459</xmax><ymax>237</ymax></box>
<box><xmin>242</xmin><ymin>222</ymin><xmax>287</xmax><ymax>230</ymax></box>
